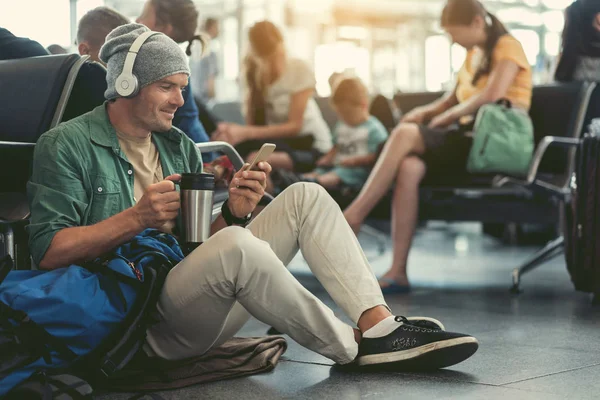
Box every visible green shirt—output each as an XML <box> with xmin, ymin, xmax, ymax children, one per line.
<box><xmin>27</xmin><ymin>103</ymin><xmax>204</xmax><ymax>266</ymax></box>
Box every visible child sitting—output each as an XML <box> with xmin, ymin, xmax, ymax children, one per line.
<box><xmin>303</xmin><ymin>77</ymin><xmax>388</xmax><ymax>188</ymax></box>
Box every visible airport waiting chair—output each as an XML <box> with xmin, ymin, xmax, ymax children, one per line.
<box><xmin>406</xmin><ymin>82</ymin><xmax>596</xmax><ymax>290</ymax></box>
<box><xmin>505</xmin><ymin>82</ymin><xmax>600</xmax><ymax>291</ymax></box>
<box><xmin>0</xmin><ymin>54</ymin><xmax>90</xmax><ymax>268</ymax></box>
<box><xmin>211</xmin><ymin>101</ymin><xmax>245</xmax><ymax>125</ymax></box>
<box><xmin>393</xmin><ymin>91</ymin><xmax>445</xmax><ymax>118</ymax></box>
<box><xmin>325</xmin><ymin>82</ymin><xmax>596</xmax><ymax>290</ymax></box>
<box><xmin>413</xmin><ymin>83</ymin><xmax>595</xmax><ymax>221</ymax></box>
<box><xmin>314</xmin><ymin>97</ymin><xmax>338</xmax><ymax>132</ymax></box>
<box><xmin>369</xmin><ymin>94</ymin><xmax>401</xmax><ymax>133</ymax></box>
<box><xmin>210</xmin><ymin>96</ymin><xmax>346</xmax><ymax>133</ymax></box>
<box><xmin>0</xmin><ymin>55</ymin><xmax>245</xmax><ymax>269</ymax></box>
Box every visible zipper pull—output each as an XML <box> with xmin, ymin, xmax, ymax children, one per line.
<box><xmin>128</xmin><ymin>261</ymin><xmax>143</xmax><ymax>281</ymax></box>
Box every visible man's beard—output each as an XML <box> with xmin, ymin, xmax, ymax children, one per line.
<box><xmin>146</xmin><ymin>113</ymin><xmax>172</xmax><ymax>133</ymax></box>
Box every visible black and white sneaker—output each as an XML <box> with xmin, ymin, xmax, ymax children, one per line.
<box><xmin>356</xmin><ymin>316</ymin><xmax>478</xmax><ymax>369</ymax></box>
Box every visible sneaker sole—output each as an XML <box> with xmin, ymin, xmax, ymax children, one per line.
<box><xmin>356</xmin><ymin>336</ymin><xmax>478</xmax><ymax>369</ymax></box>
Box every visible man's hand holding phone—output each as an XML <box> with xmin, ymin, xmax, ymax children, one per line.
<box><xmin>227</xmin><ymin>144</ymin><xmax>275</xmax><ymax>218</ymax></box>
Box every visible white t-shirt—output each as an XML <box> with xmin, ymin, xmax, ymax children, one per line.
<box><xmin>333</xmin><ymin>116</ymin><xmax>388</xmax><ymax>164</ymax></box>
<box><xmin>264</xmin><ymin>58</ymin><xmax>332</xmax><ymax>154</ymax></box>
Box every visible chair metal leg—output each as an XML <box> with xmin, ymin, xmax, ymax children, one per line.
<box><xmin>359</xmin><ymin>225</ymin><xmax>387</xmax><ymax>255</ymax></box>
<box><xmin>0</xmin><ymin>225</ymin><xmax>14</xmax><ymax>262</ymax></box>
<box><xmin>510</xmin><ymin>236</ymin><xmax>564</xmax><ymax>293</ymax></box>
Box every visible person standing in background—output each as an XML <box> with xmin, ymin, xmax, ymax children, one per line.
<box><xmin>192</xmin><ymin>18</ymin><xmax>220</xmax><ymax>105</ymax></box>
<box><xmin>136</xmin><ymin>0</ymin><xmax>211</xmax><ymax>145</ymax></box>
<box><xmin>555</xmin><ymin>0</ymin><xmax>600</xmax><ymax>82</ymax></box>
<box><xmin>77</xmin><ymin>6</ymin><xmax>129</xmax><ymax>64</ymax></box>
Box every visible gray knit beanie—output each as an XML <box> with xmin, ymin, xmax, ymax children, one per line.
<box><xmin>99</xmin><ymin>23</ymin><xmax>190</xmax><ymax>100</ymax></box>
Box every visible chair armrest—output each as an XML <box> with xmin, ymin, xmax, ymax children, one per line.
<box><xmin>0</xmin><ymin>141</ymin><xmax>36</xmax><ymax>148</ymax></box>
<box><xmin>525</xmin><ymin>136</ymin><xmax>580</xmax><ymax>185</ymax></box>
<box><xmin>195</xmin><ymin>142</ymin><xmax>246</xmax><ymax>223</ymax></box>
<box><xmin>0</xmin><ymin>193</ymin><xmax>30</xmax><ymax>223</ymax></box>
<box><xmin>196</xmin><ymin>141</ymin><xmax>244</xmax><ymax>170</ymax></box>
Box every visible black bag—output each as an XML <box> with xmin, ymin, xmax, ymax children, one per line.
<box><xmin>564</xmin><ymin>134</ymin><xmax>600</xmax><ymax>300</ymax></box>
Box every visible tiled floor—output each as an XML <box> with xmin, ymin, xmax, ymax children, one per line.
<box><xmin>100</xmin><ymin>222</ymin><xmax>600</xmax><ymax>399</ymax></box>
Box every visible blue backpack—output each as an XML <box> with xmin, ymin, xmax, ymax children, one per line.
<box><xmin>0</xmin><ymin>229</ymin><xmax>184</xmax><ymax>397</ymax></box>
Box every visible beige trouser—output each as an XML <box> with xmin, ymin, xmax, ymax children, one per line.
<box><xmin>145</xmin><ymin>183</ymin><xmax>387</xmax><ymax>365</ymax></box>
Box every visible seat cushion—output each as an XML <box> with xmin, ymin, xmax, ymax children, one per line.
<box><xmin>0</xmin><ymin>193</ymin><xmax>29</xmax><ymax>223</ymax></box>
<box><xmin>0</xmin><ymin>54</ymin><xmax>80</xmax><ymax>143</ymax></box>
<box><xmin>421</xmin><ymin>173</ymin><xmax>498</xmax><ymax>188</ymax></box>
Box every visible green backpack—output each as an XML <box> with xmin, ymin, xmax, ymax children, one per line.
<box><xmin>467</xmin><ymin>99</ymin><xmax>534</xmax><ymax>176</ymax></box>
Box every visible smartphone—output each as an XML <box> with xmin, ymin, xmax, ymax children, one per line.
<box><xmin>244</xmin><ymin>143</ymin><xmax>276</xmax><ymax>171</ymax></box>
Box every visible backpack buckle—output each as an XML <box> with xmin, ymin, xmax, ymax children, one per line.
<box><xmin>100</xmin><ymin>359</ymin><xmax>117</xmax><ymax>377</ymax></box>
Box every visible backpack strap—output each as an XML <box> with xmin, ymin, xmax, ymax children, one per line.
<box><xmin>0</xmin><ymin>301</ymin><xmax>78</xmax><ymax>363</ymax></box>
<box><xmin>43</xmin><ymin>374</ymin><xmax>93</xmax><ymax>399</ymax></box>
<box><xmin>98</xmin><ymin>267</ymin><xmax>160</xmax><ymax>377</ymax></box>
<box><xmin>94</xmin><ymin>253</ymin><xmax>174</xmax><ymax>378</ymax></box>
<box><xmin>77</xmin><ymin>251</ymin><xmax>173</xmax><ymax>383</ymax></box>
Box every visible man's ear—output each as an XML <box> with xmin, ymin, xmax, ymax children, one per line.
<box><xmin>594</xmin><ymin>13</ymin><xmax>600</xmax><ymax>32</ymax></box>
<box><xmin>163</xmin><ymin>23</ymin><xmax>174</xmax><ymax>39</ymax></box>
<box><xmin>78</xmin><ymin>42</ymin><xmax>90</xmax><ymax>56</ymax></box>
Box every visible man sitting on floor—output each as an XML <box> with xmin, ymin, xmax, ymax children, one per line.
<box><xmin>27</xmin><ymin>23</ymin><xmax>478</xmax><ymax>369</ymax></box>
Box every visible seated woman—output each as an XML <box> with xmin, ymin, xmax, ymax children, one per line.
<box><xmin>212</xmin><ymin>21</ymin><xmax>332</xmax><ymax>173</ymax></box>
<box><xmin>343</xmin><ymin>0</ymin><xmax>533</xmax><ymax>293</ymax></box>
<box><xmin>555</xmin><ymin>0</ymin><xmax>600</xmax><ymax>82</ymax></box>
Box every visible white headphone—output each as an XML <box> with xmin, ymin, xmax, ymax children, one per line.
<box><xmin>115</xmin><ymin>31</ymin><xmax>161</xmax><ymax>98</ymax></box>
